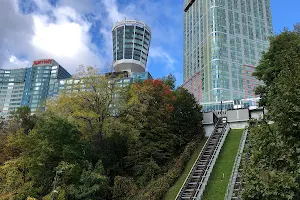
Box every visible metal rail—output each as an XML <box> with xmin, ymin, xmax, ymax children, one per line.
<box><xmin>224</xmin><ymin>128</ymin><xmax>248</xmax><ymax>200</ymax></box>
<box><xmin>175</xmin><ymin>119</ymin><xmax>220</xmax><ymax>200</ymax></box>
<box><xmin>184</xmin><ymin>0</ymin><xmax>196</xmax><ymax>12</ymax></box>
<box><xmin>176</xmin><ymin>118</ymin><xmax>230</xmax><ymax>200</ymax></box>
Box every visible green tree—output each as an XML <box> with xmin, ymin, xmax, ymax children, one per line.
<box><xmin>0</xmin><ymin>122</ymin><xmax>9</xmax><ymax>164</ymax></box>
<box><xmin>172</xmin><ymin>87</ymin><xmax>203</xmax><ymax>147</ymax></box>
<box><xmin>10</xmin><ymin>106</ymin><xmax>37</xmax><ymax>134</ymax></box>
<box><xmin>99</xmin><ymin>118</ymin><xmax>129</xmax><ymax>179</ymax></box>
<box><xmin>0</xmin><ymin>115</ymin><xmax>90</xmax><ymax>199</ymax></box>
<box><xmin>1</xmin><ymin>69</ymin><xmax>205</xmax><ymax>199</ymax></box>
<box><xmin>242</xmin><ymin>24</ymin><xmax>300</xmax><ymax>199</ymax></box>
<box><xmin>124</xmin><ymin>79</ymin><xmax>177</xmax><ymax>186</ymax></box>
<box><xmin>0</xmin><ymin>107</ymin><xmax>37</xmax><ymax>165</ymax></box>
<box><xmin>46</xmin><ymin>66</ymin><xmax>129</xmax><ymax>165</ymax></box>
<box><xmin>68</xmin><ymin>160</ymin><xmax>110</xmax><ymax>200</ymax></box>
<box><xmin>242</xmin><ymin>122</ymin><xmax>300</xmax><ymax>200</ymax></box>
<box><xmin>47</xmin><ymin>66</ymin><xmax>123</xmax><ymax>140</ymax></box>
<box><xmin>253</xmin><ymin>24</ymin><xmax>300</xmax><ymax>138</ymax></box>
<box><xmin>253</xmin><ymin>24</ymin><xmax>300</xmax><ymax>109</ymax></box>
<box><xmin>162</xmin><ymin>74</ymin><xmax>176</xmax><ymax>90</ymax></box>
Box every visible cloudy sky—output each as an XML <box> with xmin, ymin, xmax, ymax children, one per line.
<box><xmin>0</xmin><ymin>0</ymin><xmax>299</xmax><ymax>85</ymax></box>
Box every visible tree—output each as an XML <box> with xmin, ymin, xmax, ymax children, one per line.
<box><xmin>171</xmin><ymin>87</ymin><xmax>203</xmax><ymax>147</ymax></box>
<box><xmin>0</xmin><ymin>122</ymin><xmax>9</xmax><ymax>164</ymax></box>
<box><xmin>46</xmin><ymin>66</ymin><xmax>131</xmax><ymax>167</ymax></box>
<box><xmin>253</xmin><ymin>24</ymin><xmax>300</xmax><ymax>107</ymax></box>
<box><xmin>242</xmin><ymin>23</ymin><xmax>300</xmax><ymax>199</ymax></box>
<box><xmin>1</xmin><ymin>115</ymin><xmax>90</xmax><ymax>199</ymax></box>
<box><xmin>10</xmin><ymin>106</ymin><xmax>37</xmax><ymax>134</ymax></box>
<box><xmin>162</xmin><ymin>74</ymin><xmax>176</xmax><ymax>90</ymax></box>
<box><xmin>47</xmin><ymin>66</ymin><xmax>126</xmax><ymax>140</ymax></box>
<box><xmin>68</xmin><ymin>160</ymin><xmax>110</xmax><ymax>200</ymax></box>
<box><xmin>253</xmin><ymin>24</ymin><xmax>300</xmax><ymax>138</ymax></box>
<box><xmin>1</xmin><ymin>68</ymin><xmax>205</xmax><ymax>199</ymax></box>
<box><xmin>123</xmin><ymin>79</ymin><xmax>177</xmax><ymax>186</ymax></box>
<box><xmin>0</xmin><ymin>107</ymin><xmax>37</xmax><ymax>165</ymax></box>
<box><xmin>112</xmin><ymin>176</ymin><xmax>137</xmax><ymax>200</ymax></box>
<box><xmin>99</xmin><ymin>118</ymin><xmax>130</xmax><ymax>179</ymax></box>
<box><xmin>242</xmin><ymin>122</ymin><xmax>300</xmax><ymax>200</ymax></box>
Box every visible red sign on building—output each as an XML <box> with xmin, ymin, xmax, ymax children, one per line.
<box><xmin>33</xmin><ymin>59</ymin><xmax>53</xmax><ymax>66</ymax></box>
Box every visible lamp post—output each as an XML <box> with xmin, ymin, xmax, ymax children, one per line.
<box><xmin>221</xmin><ymin>100</ymin><xmax>223</xmax><ymax>115</ymax></box>
<box><xmin>51</xmin><ymin>170</ymin><xmax>63</xmax><ymax>200</ymax></box>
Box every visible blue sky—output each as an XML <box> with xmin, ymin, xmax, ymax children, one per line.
<box><xmin>271</xmin><ymin>0</ymin><xmax>300</xmax><ymax>33</ymax></box>
<box><xmin>0</xmin><ymin>0</ymin><xmax>299</xmax><ymax>86</ymax></box>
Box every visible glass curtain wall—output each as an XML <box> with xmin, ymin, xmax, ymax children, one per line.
<box><xmin>183</xmin><ymin>0</ymin><xmax>273</xmax><ymax>103</ymax></box>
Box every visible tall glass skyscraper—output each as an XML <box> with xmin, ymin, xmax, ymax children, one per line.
<box><xmin>22</xmin><ymin>59</ymin><xmax>71</xmax><ymax>112</ymax></box>
<box><xmin>0</xmin><ymin>69</ymin><xmax>27</xmax><ymax>119</ymax></box>
<box><xmin>112</xmin><ymin>20</ymin><xmax>151</xmax><ymax>73</ymax></box>
<box><xmin>183</xmin><ymin>0</ymin><xmax>273</xmax><ymax>103</ymax></box>
<box><xmin>0</xmin><ymin>59</ymin><xmax>71</xmax><ymax>119</ymax></box>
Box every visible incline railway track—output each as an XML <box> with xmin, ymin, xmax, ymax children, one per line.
<box><xmin>176</xmin><ymin>118</ymin><xmax>230</xmax><ymax>200</ymax></box>
<box><xmin>224</xmin><ymin>129</ymin><xmax>248</xmax><ymax>200</ymax></box>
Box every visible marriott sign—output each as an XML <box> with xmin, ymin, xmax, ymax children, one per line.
<box><xmin>33</xmin><ymin>59</ymin><xmax>53</xmax><ymax>66</ymax></box>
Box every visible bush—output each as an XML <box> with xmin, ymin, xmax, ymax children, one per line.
<box><xmin>134</xmin><ymin>136</ymin><xmax>202</xmax><ymax>200</ymax></box>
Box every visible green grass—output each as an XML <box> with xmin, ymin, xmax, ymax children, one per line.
<box><xmin>202</xmin><ymin>129</ymin><xmax>244</xmax><ymax>200</ymax></box>
<box><xmin>164</xmin><ymin>138</ymin><xmax>208</xmax><ymax>200</ymax></box>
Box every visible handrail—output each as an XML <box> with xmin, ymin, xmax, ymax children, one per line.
<box><xmin>224</xmin><ymin>128</ymin><xmax>248</xmax><ymax>200</ymax></box>
<box><xmin>175</xmin><ymin>118</ymin><xmax>222</xmax><ymax>199</ymax></box>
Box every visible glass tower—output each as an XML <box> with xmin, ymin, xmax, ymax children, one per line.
<box><xmin>0</xmin><ymin>69</ymin><xmax>27</xmax><ymax>119</ymax></box>
<box><xmin>183</xmin><ymin>0</ymin><xmax>273</xmax><ymax>103</ymax></box>
<box><xmin>112</xmin><ymin>20</ymin><xmax>151</xmax><ymax>73</ymax></box>
<box><xmin>0</xmin><ymin>59</ymin><xmax>71</xmax><ymax>119</ymax></box>
<box><xmin>22</xmin><ymin>59</ymin><xmax>71</xmax><ymax>112</ymax></box>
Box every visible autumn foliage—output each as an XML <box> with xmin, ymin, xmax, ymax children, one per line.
<box><xmin>0</xmin><ymin>73</ymin><xmax>203</xmax><ymax>200</ymax></box>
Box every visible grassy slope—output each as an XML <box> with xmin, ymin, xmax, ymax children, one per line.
<box><xmin>164</xmin><ymin>138</ymin><xmax>207</xmax><ymax>200</ymax></box>
<box><xmin>202</xmin><ymin>129</ymin><xmax>244</xmax><ymax>200</ymax></box>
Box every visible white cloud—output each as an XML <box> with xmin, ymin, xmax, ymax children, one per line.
<box><xmin>3</xmin><ymin>55</ymin><xmax>30</xmax><ymax>69</ymax></box>
<box><xmin>32</xmin><ymin>0</ymin><xmax>52</xmax><ymax>12</ymax></box>
<box><xmin>102</xmin><ymin>0</ymin><xmax>127</xmax><ymax>23</ymax></box>
<box><xmin>0</xmin><ymin>0</ymin><xmax>182</xmax><ymax>81</ymax></box>
<box><xmin>0</xmin><ymin>0</ymin><xmax>34</xmax><ymax>69</ymax></box>
<box><xmin>149</xmin><ymin>46</ymin><xmax>176</xmax><ymax>71</ymax></box>
<box><xmin>32</xmin><ymin>15</ymin><xmax>84</xmax><ymax>58</ymax></box>
<box><xmin>0</xmin><ymin>0</ymin><xmax>103</xmax><ymax>74</ymax></box>
<box><xmin>96</xmin><ymin>0</ymin><xmax>129</xmax><ymax>62</ymax></box>
<box><xmin>58</xmin><ymin>0</ymin><xmax>97</xmax><ymax>14</ymax></box>
<box><xmin>95</xmin><ymin>0</ymin><xmax>179</xmax><ymax>73</ymax></box>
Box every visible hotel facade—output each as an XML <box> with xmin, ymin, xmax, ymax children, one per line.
<box><xmin>182</xmin><ymin>0</ymin><xmax>273</xmax><ymax>104</ymax></box>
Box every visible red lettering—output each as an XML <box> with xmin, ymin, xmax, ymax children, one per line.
<box><xmin>33</xmin><ymin>59</ymin><xmax>53</xmax><ymax>66</ymax></box>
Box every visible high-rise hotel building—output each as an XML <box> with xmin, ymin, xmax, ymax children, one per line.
<box><xmin>0</xmin><ymin>69</ymin><xmax>27</xmax><ymax>119</ymax></box>
<box><xmin>183</xmin><ymin>0</ymin><xmax>273</xmax><ymax>103</ymax></box>
<box><xmin>1</xmin><ymin>21</ymin><xmax>153</xmax><ymax>119</ymax></box>
<box><xmin>0</xmin><ymin>59</ymin><xmax>70</xmax><ymax>119</ymax></box>
<box><xmin>22</xmin><ymin>59</ymin><xmax>71</xmax><ymax>112</ymax></box>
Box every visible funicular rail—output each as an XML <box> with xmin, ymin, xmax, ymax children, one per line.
<box><xmin>224</xmin><ymin>128</ymin><xmax>248</xmax><ymax>200</ymax></box>
<box><xmin>176</xmin><ymin>118</ymin><xmax>230</xmax><ymax>200</ymax></box>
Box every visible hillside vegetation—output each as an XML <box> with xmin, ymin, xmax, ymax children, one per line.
<box><xmin>241</xmin><ymin>23</ymin><xmax>300</xmax><ymax>199</ymax></box>
<box><xmin>0</xmin><ymin>71</ymin><xmax>204</xmax><ymax>200</ymax></box>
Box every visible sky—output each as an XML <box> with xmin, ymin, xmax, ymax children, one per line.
<box><xmin>0</xmin><ymin>0</ymin><xmax>299</xmax><ymax>86</ymax></box>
